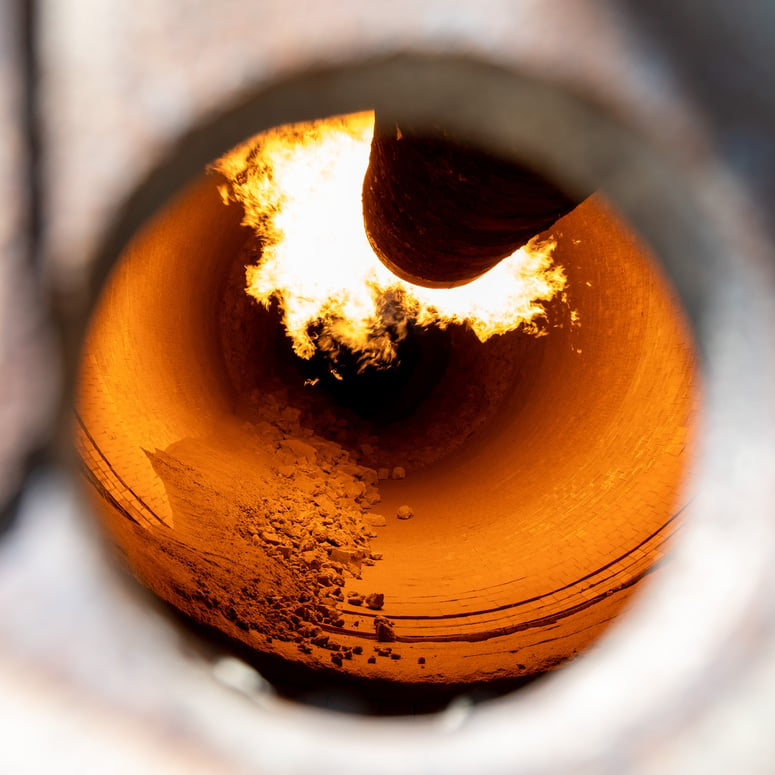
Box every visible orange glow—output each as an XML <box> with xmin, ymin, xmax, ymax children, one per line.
<box><xmin>76</xmin><ymin>124</ymin><xmax>697</xmax><ymax>691</ymax></box>
<box><xmin>213</xmin><ymin>112</ymin><xmax>568</xmax><ymax>370</ymax></box>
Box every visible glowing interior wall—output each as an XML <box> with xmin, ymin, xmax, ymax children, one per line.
<box><xmin>77</xmin><ymin>178</ymin><xmax>246</xmax><ymax>526</ymax></box>
<box><xmin>77</xmin><ymin>173</ymin><xmax>696</xmax><ymax>684</ymax></box>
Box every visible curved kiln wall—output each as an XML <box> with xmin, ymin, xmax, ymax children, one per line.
<box><xmin>77</xmin><ymin>173</ymin><xmax>696</xmax><ymax>685</ymax></box>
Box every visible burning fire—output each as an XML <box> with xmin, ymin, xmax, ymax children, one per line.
<box><xmin>214</xmin><ymin>112</ymin><xmax>568</xmax><ymax>371</ymax></box>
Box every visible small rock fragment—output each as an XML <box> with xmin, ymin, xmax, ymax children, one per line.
<box><xmin>260</xmin><ymin>529</ymin><xmax>282</xmax><ymax>544</ymax></box>
<box><xmin>316</xmin><ymin>570</ymin><xmax>335</xmax><ymax>587</ymax></box>
<box><xmin>313</xmin><ymin>493</ymin><xmax>337</xmax><ymax>515</ymax></box>
<box><xmin>341</xmin><ymin>479</ymin><xmax>365</xmax><ymax>499</ymax></box>
<box><xmin>374</xmin><ymin>616</ymin><xmax>396</xmax><ymax>642</ymax></box>
<box><xmin>360</xmin><ymin>468</ymin><xmax>379</xmax><ymax>486</ymax></box>
<box><xmin>396</xmin><ymin>505</ymin><xmax>414</xmax><ymax>520</ymax></box>
<box><xmin>280</xmin><ymin>438</ymin><xmax>318</xmax><ymax>464</ymax></box>
<box><xmin>347</xmin><ymin>593</ymin><xmax>365</xmax><ymax>606</ymax></box>
<box><xmin>363</xmin><ymin>490</ymin><xmax>382</xmax><ymax>506</ymax></box>
<box><xmin>300</xmin><ymin>551</ymin><xmax>322</xmax><ymax>569</ymax></box>
<box><xmin>329</xmin><ymin>547</ymin><xmax>362</xmax><ymax>566</ymax></box>
<box><xmin>364</xmin><ymin>513</ymin><xmax>386</xmax><ymax>527</ymax></box>
<box><xmin>367</xmin><ymin>656</ymin><xmax>377</xmax><ymax>664</ymax></box>
<box><xmin>365</xmin><ymin>592</ymin><xmax>384</xmax><ymax>610</ymax></box>
<box><xmin>418</xmin><ymin>657</ymin><xmax>426</xmax><ymax>665</ymax></box>
<box><xmin>391</xmin><ymin>466</ymin><xmax>406</xmax><ymax>480</ymax></box>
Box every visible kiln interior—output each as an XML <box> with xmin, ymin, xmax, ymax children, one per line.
<box><xmin>76</xmin><ymin>135</ymin><xmax>696</xmax><ymax>711</ymax></box>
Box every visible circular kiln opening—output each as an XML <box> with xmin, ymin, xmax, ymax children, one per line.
<box><xmin>75</xmin><ymin>111</ymin><xmax>698</xmax><ymax>714</ymax></box>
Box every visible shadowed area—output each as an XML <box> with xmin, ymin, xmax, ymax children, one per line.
<box><xmin>362</xmin><ymin>116</ymin><xmax>583</xmax><ymax>287</ymax></box>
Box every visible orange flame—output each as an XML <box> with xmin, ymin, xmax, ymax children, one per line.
<box><xmin>214</xmin><ymin>112</ymin><xmax>568</xmax><ymax>370</ymax></box>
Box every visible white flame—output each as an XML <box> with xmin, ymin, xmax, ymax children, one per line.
<box><xmin>215</xmin><ymin>112</ymin><xmax>568</xmax><ymax>369</ymax></box>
